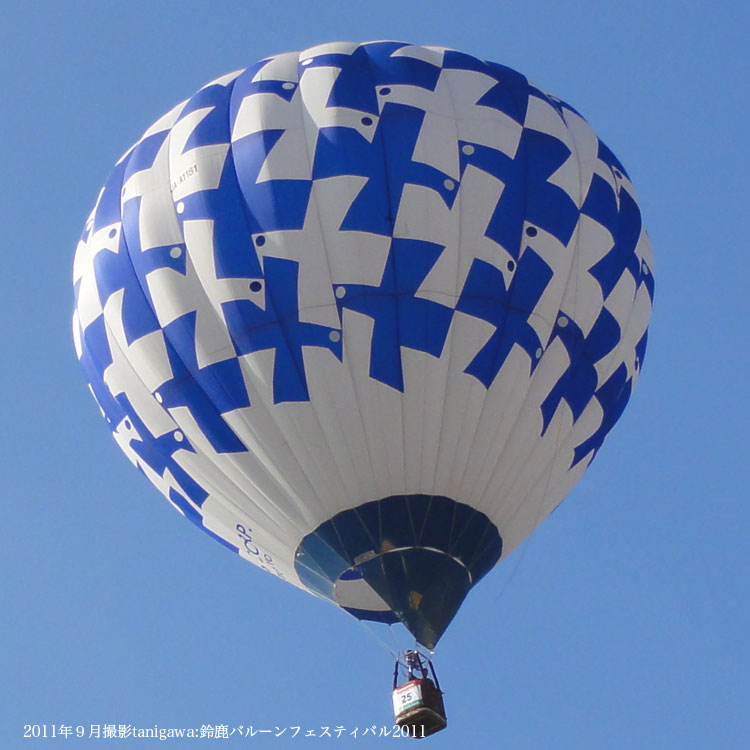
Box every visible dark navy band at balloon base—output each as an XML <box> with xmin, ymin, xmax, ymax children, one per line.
<box><xmin>295</xmin><ymin>495</ymin><xmax>502</xmax><ymax>649</ymax></box>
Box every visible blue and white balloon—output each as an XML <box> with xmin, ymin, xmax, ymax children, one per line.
<box><xmin>73</xmin><ymin>42</ymin><xmax>653</xmax><ymax>648</ymax></box>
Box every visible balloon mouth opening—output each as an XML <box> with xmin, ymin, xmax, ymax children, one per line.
<box><xmin>294</xmin><ymin>494</ymin><xmax>502</xmax><ymax>646</ymax></box>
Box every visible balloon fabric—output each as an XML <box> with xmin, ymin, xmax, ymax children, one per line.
<box><xmin>72</xmin><ymin>41</ymin><xmax>653</xmax><ymax>648</ymax></box>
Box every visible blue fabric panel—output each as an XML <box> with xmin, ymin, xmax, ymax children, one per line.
<box><xmin>404</xmin><ymin>494</ymin><xmax>431</xmax><ymax>541</ymax></box>
<box><xmin>296</xmin><ymin>532</ymin><xmax>349</xmax><ymax>582</ymax></box>
<box><xmin>374</xmin><ymin>495</ymin><xmax>413</xmax><ymax>549</ymax></box>
<box><xmin>332</xmin><ymin>512</ymin><xmax>377</xmax><ymax>562</ymax></box>
<box><xmin>465</xmin><ymin>529</ymin><xmax>505</xmax><ymax>582</ymax></box>
<box><xmin>362</xmin><ymin>41</ymin><xmax>442</xmax><ymax>90</ymax></box>
<box><xmin>541</xmin><ymin>309</ymin><xmax>622</xmax><ymax>432</ymax></box>
<box><xmin>110</xmin><ymin>198</ymin><xmax>172</xmax><ymax>344</ymax></box>
<box><xmin>589</xmin><ymin>189</ymin><xmax>643</xmax><ymax>298</ymax></box>
<box><xmin>635</xmin><ymin>330</ymin><xmax>648</xmax><ymax>368</ymax></box>
<box><xmin>295</xmin><ymin>560</ymin><xmax>336</xmax><ymax>600</ymax></box>
<box><xmin>335</xmin><ymin>238</ymin><xmax>452</xmax><ymax>392</ymax></box>
<box><xmin>313</xmin><ymin>125</ymin><xmax>392</xmax><ymax>235</ymax></box>
<box><xmin>417</xmin><ymin>495</ymin><xmax>456</xmax><ymax>551</ymax></box>
<box><xmin>158</xmin><ymin>313</ymin><xmax>248</xmax><ymax>453</ymax></box>
<box><xmin>309</xmin><ymin>520</ymin><xmax>349</xmax><ymax>563</ymax></box>
<box><xmin>231</xmin><ymin>128</ymin><xmax>312</xmax><ymax>234</ymax></box>
<box><xmin>223</xmin><ymin>257</ymin><xmax>343</xmax><ymax>403</ymax></box>
<box><xmin>449</xmin><ymin>510</ymin><xmax>490</xmax><ymax>563</ymax></box>
<box><xmin>572</xmin><ymin>363</ymin><xmax>632</xmax><ymax>466</ymax></box>
<box><xmin>93</xmin><ymin>151</ymin><xmax>132</xmax><ymax>232</ymax></box>
<box><xmin>126</xmin><ymin>129</ymin><xmax>169</xmax><ymax>174</ymax></box>
<box><xmin>326</xmin><ymin>45</ymin><xmax>380</xmax><ymax>115</ymax></box>
<box><xmin>456</xmin><ymin>251</ymin><xmax>552</xmax><ymax>387</ymax></box>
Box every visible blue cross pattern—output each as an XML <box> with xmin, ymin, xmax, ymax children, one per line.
<box><xmin>171</xmin><ymin>79</ymin><xmax>265</xmax><ymax>280</ymax></box>
<box><xmin>307</xmin><ymin>42</ymin><xmax>530</xmax><ymax>124</ymax></box>
<box><xmin>456</xmin><ymin>249</ymin><xmax>553</xmax><ymax>387</ymax></box>
<box><xmin>540</xmin><ymin>310</ymin><xmax>621</xmax><ymax>432</ymax></box>
<box><xmin>78</xmin><ymin>41</ymin><xmax>652</xmax><ymax>479</ymax></box>
<box><xmin>223</xmin><ymin>256</ymin><xmax>343</xmax><ymax>403</ymax></box>
<box><xmin>99</xmin><ymin>197</ymin><xmax>185</xmax><ymax>345</ymax></box>
<box><xmin>78</xmin><ymin>315</ymin><xmax>121</xmax><ymax>422</ymax></box>
<box><xmin>571</xmin><ymin>363</ymin><xmax>634</xmax><ymax>467</ymax></box>
<box><xmin>303</xmin><ymin>42</ymin><xmax>442</xmax><ymax>110</ymax></box>
<box><xmin>458</xmin><ymin>130</ymin><xmax>580</xmax><ymax>258</ymax></box>
<box><xmin>582</xmin><ymin>142</ymin><xmax>652</xmax><ymax>302</ymax></box>
<box><xmin>115</xmin><ymin>392</ymin><xmax>238</xmax><ymax>552</ymax></box>
<box><xmin>334</xmin><ymin>238</ymin><xmax>453</xmax><ymax>392</ymax></box>
<box><xmin>158</xmin><ymin>311</ymin><xmax>250</xmax><ymax>453</ymax></box>
<box><xmin>312</xmin><ymin>101</ymin><xmax>459</xmax><ymax>236</ymax></box>
<box><xmin>77</xmin><ymin>314</ymin><xmax>234</xmax><ymax>547</ymax></box>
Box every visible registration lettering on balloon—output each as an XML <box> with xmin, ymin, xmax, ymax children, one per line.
<box><xmin>170</xmin><ymin>163</ymin><xmax>199</xmax><ymax>193</ymax></box>
<box><xmin>74</xmin><ymin>42</ymin><xmax>653</xmax><ymax>647</ymax></box>
<box><xmin>235</xmin><ymin>524</ymin><xmax>285</xmax><ymax>580</ymax></box>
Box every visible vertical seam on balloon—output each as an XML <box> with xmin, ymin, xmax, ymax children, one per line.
<box><xmin>454</xmin><ymin>519</ymin><xmax>489</xmax><ymax>581</ymax></box>
<box><xmin>109</xmin><ymin>135</ymin><xmax>295</xmax><ymax>539</ymax></box>
<box><xmin>227</xmin><ymin>65</ymin><xmax>339</xmax><ymax>527</ymax></box>
<box><xmin>417</xmin><ymin>494</ymin><xmax>434</xmax><ymax>547</ymax></box>
<box><xmin>85</xmin><ymin>150</ymin><xmax>197</xmax><ymax>498</ymax></box>
<box><xmin>447</xmin><ymin>500</ymin><xmax>460</xmax><ymax>555</ymax></box>
<box><xmin>218</xmin><ymin>70</ymin><xmax>357</xmax><ymax>533</ymax></box>
<box><xmin>593</xmin><ymin>177</ymin><xmax>649</xmax><ymax>389</ymax></box>
<box><xmin>169</xmin><ymin>77</ymin><xmax>322</xmax><ymax>532</ymax></box>
<box><xmin>176</xmin><ymin>76</ymin><xmax>259</xmax><ymax>367</ymax></box>
<box><xmin>478</xmin><ymin>98</ymin><xmax>589</xmax><ymax>525</ymax></box>
<box><xmin>291</xmin><ymin>48</ymin><xmax>381</xmax><ymax>515</ymax></box>
<box><xmin>79</xmin><ymin>204</ymin><xmax>203</xmax><ymax>520</ymax></box>
<box><xmin>361</xmin><ymin>42</ymin><xmax>409</xmax><ymax>497</ymax></box>
<box><xmin>570</xmin><ymin>176</ymin><xmax>650</xmax><ymax>455</ymax></box>
<box><xmin>106</xmin><ymin>141</ymin><xmax>212</xmax><ymax>525</ymax></box>
<box><xmin>227</xmin><ymin>102</ymin><xmax>332</xmax><ymax>521</ymax></box>
<box><xmin>300</xmin><ymin>47</ymin><xmax>378</xmax><ymax>508</ymax></box>
<box><xmin>444</xmin><ymin>194</ymin><xmax>488</xmax><ymax>499</ymax></box>
<box><xmin>470</xmin><ymin>92</ymin><xmax>582</xmax><ymax>516</ymax></box>
<box><xmin>448</xmin><ymin>65</ymin><xmax>530</xmax><ymax>505</ymax></box>
<box><xmin>328</xmin><ymin>517</ymin><xmax>352</xmax><ymax>563</ymax></box>
<box><xmin>123</xmin><ymin>90</ymin><xmax>306</xmax><ymax>538</ymax></box>
<box><xmin>454</xmin><ymin>55</ymin><xmax>528</xmax><ymax>499</ymax></box>
<box><xmin>536</xmin><ymin>104</ymin><xmax>602</xmax><ymax>473</ymax></box>
<box><xmin>488</xmin><ymin>105</ymin><xmax>620</xmax><ymax>510</ymax></box>
<box><xmin>601</xmin><ymin>241</ymin><xmax>650</xmax><ymax>386</ymax></box>
<box><xmin>586</xmin><ymin>149</ymin><xmax>652</xmax><ymax>388</ymax></box>
<box><xmin>410</xmin><ymin>51</ymin><xmax>455</xmax><ymax>496</ymax></box>
<box><xmin>352</xmin><ymin>504</ymin><xmax>381</xmax><ymax>552</ymax></box>
<box><xmin>377</xmin><ymin>497</ymin><xmax>383</xmax><ymax>552</ymax></box>
<box><xmin>295</xmin><ymin>46</ymin><xmax>384</xmax><ymax>510</ymax></box>
<box><xmin>583</xmin><ymin>162</ymin><xmax>623</xmax><ymax>388</ymax></box>
<box><xmin>315</xmin><ymin>43</ymin><xmax>398</xmax><ymax>499</ymax></box>
<box><xmin>496</xmin><ymin>396</ymin><xmax>569</xmax><ymax>547</ymax></box>
<box><xmin>424</xmin><ymin>53</ymin><xmax>463</xmax><ymax>503</ymax></box>
<box><xmin>405</xmin><ymin>495</ymin><xmax>419</xmax><ymax>546</ymax></box>
<box><xmin>478</xmin><ymin>98</ymin><xmax>584</xmax><ymax>509</ymax></box>
<box><xmin>229</xmin><ymin>82</ymin><xmax>339</xmax><ymax>524</ymax></box>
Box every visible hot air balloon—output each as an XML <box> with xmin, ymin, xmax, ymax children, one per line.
<box><xmin>73</xmin><ymin>41</ymin><xmax>653</xmax><ymax>657</ymax></box>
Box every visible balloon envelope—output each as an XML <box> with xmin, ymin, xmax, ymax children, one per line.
<box><xmin>73</xmin><ymin>41</ymin><xmax>653</xmax><ymax>648</ymax></box>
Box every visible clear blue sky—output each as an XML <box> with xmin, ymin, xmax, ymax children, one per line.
<box><xmin>2</xmin><ymin>1</ymin><xmax>748</xmax><ymax>747</ymax></box>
